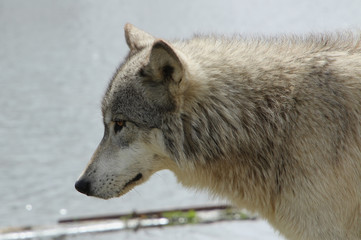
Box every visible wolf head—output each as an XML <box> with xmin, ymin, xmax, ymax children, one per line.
<box><xmin>75</xmin><ymin>24</ymin><xmax>188</xmax><ymax>199</ymax></box>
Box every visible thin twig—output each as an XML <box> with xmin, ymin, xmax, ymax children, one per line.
<box><xmin>0</xmin><ymin>205</ymin><xmax>257</xmax><ymax>240</ymax></box>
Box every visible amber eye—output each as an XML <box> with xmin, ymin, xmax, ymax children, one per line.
<box><xmin>114</xmin><ymin>121</ymin><xmax>125</xmax><ymax>133</ymax></box>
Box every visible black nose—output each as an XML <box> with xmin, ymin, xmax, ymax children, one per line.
<box><xmin>75</xmin><ymin>179</ymin><xmax>91</xmax><ymax>195</ymax></box>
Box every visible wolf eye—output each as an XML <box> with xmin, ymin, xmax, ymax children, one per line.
<box><xmin>114</xmin><ymin>120</ymin><xmax>125</xmax><ymax>133</ymax></box>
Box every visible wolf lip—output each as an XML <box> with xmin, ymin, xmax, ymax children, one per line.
<box><xmin>124</xmin><ymin>173</ymin><xmax>143</xmax><ymax>188</ymax></box>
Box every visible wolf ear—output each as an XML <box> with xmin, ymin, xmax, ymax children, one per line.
<box><xmin>147</xmin><ymin>40</ymin><xmax>184</xmax><ymax>84</ymax></box>
<box><xmin>124</xmin><ymin>23</ymin><xmax>155</xmax><ymax>51</ymax></box>
<box><xmin>141</xmin><ymin>40</ymin><xmax>184</xmax><ymax>111</ymax></box>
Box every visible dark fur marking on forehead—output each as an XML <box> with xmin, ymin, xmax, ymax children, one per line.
<box><xmin>101</xmin><ymin>44</ymin><xmax>178</xmax><ymax>124</ymax></box>
<box><xmin>110</xmin><ymin>84</ymin><xmax>163</xmax><ymax>127</ymax></box>
<box><xmin>101</xmin><ymin>56</ymin><xmax>131</xmax><ymax>117</ymax></box>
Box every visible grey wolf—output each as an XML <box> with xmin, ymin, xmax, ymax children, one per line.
<box><xmin>75</xmin><ymin>24</ymin><xmax>361</xmax><ymax>239</ymax></box>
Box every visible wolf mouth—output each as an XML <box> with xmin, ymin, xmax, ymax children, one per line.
<box><xmin>124</xmin><ymin>173</ymin><xmax>143</xmax><ymax>189</ymax></box>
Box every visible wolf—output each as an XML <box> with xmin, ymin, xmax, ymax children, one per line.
<box><xmin>75</xmin><ymin>24</ymin><xmax>361</xmax><ymax>239</ymax></box>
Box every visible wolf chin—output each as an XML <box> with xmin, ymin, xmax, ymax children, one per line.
<box><xmin>75</xmin><ymin>24</ymin><xmax>361</xmax><ymax>240</ymax></box>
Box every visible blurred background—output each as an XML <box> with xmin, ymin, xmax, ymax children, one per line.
<box><xmin>1</xmin><ymin>0</ymin><xmax>361</xmax><ymax>239</ymax></box>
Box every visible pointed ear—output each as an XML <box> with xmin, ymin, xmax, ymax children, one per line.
<box><xmin>147</xmin><ymin>40</ymin><xmax>184</xmax><ymax>84</ymax></box>
<box><xmin>124</xmin><ymin>23</ymin><xmax>155</xmax><ymax>51</ymax></box>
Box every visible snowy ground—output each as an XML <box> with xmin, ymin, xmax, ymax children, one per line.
<box><xmin>1</xmin><ymin>0</ymin><xmax>360</xmax><ymax>239</ymax></box>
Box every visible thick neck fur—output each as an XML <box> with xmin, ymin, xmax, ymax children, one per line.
<box><xmin>161</xmin><ymin>33</ymin><xmax>361</xmax><ymax>220</ymax></box>
<box><xmin>162</xmin><ymin>49</ymin><xmax>297</xmax><ymax>218</ymax></box>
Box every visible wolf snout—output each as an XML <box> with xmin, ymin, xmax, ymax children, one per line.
<box><xmin>75</xmin><ymin>179</ymin><xmax>91</xmax><ymax>195</ymax></box>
